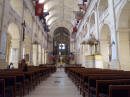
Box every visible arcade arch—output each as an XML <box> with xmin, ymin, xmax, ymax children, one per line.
<box><xmin>6</xmin><ymin>23</ymin><xmax>20</xmax><ymax>68</ymax></box>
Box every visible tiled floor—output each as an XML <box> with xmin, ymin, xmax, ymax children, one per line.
<box><xmin>25</xmin><ymin>68</ymin><xmax>82</xmax><ymax>97</ymax></box>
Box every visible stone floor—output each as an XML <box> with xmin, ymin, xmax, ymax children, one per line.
<box><xmin>25</xmin><ymin>68</ymin><xmax>82</xmax><ymax>97</ymax></box>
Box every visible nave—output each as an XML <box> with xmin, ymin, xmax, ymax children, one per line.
<box><xmin>25</xmin><ymin>68</ymin><xmax>82</xmax><ymax>97</ymax></box>
<box><xmin>0</xmin><ymin>0</ymin><xmax>130</xmax><ymax>97</ymax></box>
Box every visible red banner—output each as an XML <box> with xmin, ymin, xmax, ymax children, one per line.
<box><xmin>73</xmin><ymin>26</ymin><xmax>77</xmax><ymax>33</ymax></box>
<box><xmin>35</xmin><ymin>1</ymin><xmax>44</xmax><ymax>16</ymax></box>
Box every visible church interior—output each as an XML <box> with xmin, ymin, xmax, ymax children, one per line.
<box><xmin>0</xmin><ymin>0</ymin><xmax>130</xmax><ymax>97</ymax></box>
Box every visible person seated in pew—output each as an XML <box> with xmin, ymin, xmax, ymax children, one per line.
<box><xmin>19</xmin><ymin>59</ymin><xmax>28</xmax><ymax>72</ymax></box>
<box><xmin>8</xmin><ymin>62</ymin><xmax>14</xmax><ymax>69</ymax></box>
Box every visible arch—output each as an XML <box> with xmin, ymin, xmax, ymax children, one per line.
<box><xmin>7</xmin><ymin>23</ymin><xmax>20</xmax><ymax>40</ymax></box>
<box><xmin>99</xmin><ymin>24</ymin><xmax>111</xmax><ymax>68</ymax></box>
<box><xmin>6</xmin><ymin>22</ymin><xmax>20</xmax><ymax>68</ymax></box>
<box><xmin>118</xmin><ymin>1</ymin><xmax>130</xmax><ymax>70</ymax></box>
<box><xmin>53</xmin><ymin>27</ymin><xmax>70</xmax><ymax>64</ymax></box>
<box><xmin>50</xmin><ymin>20</ymin><xmax>73</xmax><ymax>35</ymax></box>
<box><xmin>98</xmin><ymin>0</ymin><xmax>108</xmax><ymax>17</ymax></box>
<box><xmin>54</xmin><ymin>27</ymin><xmax>70</xmax><ymax>36</ymax></box>
<box><xmin>10</xmin><ymin>0</ymin><xmax>23</xmax><ymax>16</ymax></box>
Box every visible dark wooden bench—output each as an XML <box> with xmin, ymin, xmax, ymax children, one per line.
<box><xmin>69</xmin><ymin>69</ymin><xmax>123</xmax><ymax>97</ymax></box>
<box><xmin>109</xmin><ymin>85</ymin><xmax>130</xmax><ymax>97</ymax></box>
<box><xmin>0</xmin><ymin>76</ymin><xmax>16</xmax><ymax>97</ymax></box>
<box><xmin>0</xmin><ymin>70</ymin><xmax>26</xmax><ymax>97</ymax></box>
<box><xmin>88</xmin><ymin>74</ymin><xmax>130</xmax><ymax>97</ymax></box>
<box><xmin>65</xmin><ymin>67</ymin><xmax>130</xmax><ymax>97</ymax></box>
<box><xmin>0</xmin><ymin>79</ymin><xmax>5</xmax><ymax>97</ymax></box>
<box><xmin>0</xmin><ymin>65</ymin><xmax>56</xmax><ymax>97</ymax></box>
<box><xmin>96</xmin><ymin>79</ymin><xmax>130</xmax><ymax>97</ymax></box>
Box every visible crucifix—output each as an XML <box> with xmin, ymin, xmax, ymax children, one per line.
<box><xmin>22</xmin><ymin>21</ymin><xmax>26</xmax><ymax>41</ymax></box>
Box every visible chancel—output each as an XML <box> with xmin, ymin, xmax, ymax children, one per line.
<box><xmin>0</xmin><ymin>0</ymin><xmax>130</xmax><ymax>97</ymax></box>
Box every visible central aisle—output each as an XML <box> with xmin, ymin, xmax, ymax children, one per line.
<box><xmin>25</xmin><ymin>68</ymin><xmax>82</xmax><ymax>97</ymax></box>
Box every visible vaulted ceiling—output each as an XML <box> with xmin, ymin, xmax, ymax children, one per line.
<box><xmin>39</xmin><ymin>0</ymin><xmax>79</xmax><ymax>35</ymax></box>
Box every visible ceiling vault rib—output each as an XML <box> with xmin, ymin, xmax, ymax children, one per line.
<box><xmin>42</xmin><ymin>0</ymin><xmax>79</xmax><ymax>35</ymax></box>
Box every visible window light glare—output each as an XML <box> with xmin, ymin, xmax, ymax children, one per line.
<box><xmin>39</xmin><ymin>0</ymin><xmax>44</xmax><ymax>3</ymax></box>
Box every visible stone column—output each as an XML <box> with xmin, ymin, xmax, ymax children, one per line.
<box><xmin>19</xmin><ymin>0</ymin><xmax>24</xmax><ymax>62</ymax></box>
<box><xmin>41</xmin><ymin>47</ymin><xmax>44</xmax><ymax>64</ymax></box>
<box><xmin>44</xmin><ymin>49</ymin><xmax>45</xmax><ymax>64</ymax></box>
<box><xmin>109</xmin><ymin>0</ymin><xmax>120</xmax><ymax>69</ymax></box>
<box><xmin>0</xmin><ymin>0</ymin><xmax>8</xmax><ymax>69</ymax></box>
<box><xmin>88</xmin><ymin>45</ymin><xmax>92</xmax><ymax>55</ymax></box>
<box><xmin>30</xmin><ymin>19</ymin><xmax>34</xmax><ymax>65</ymax></box>
<box><xmin>95</xmin><ymin>5</ymin><xmax>101</xmax><ymax>54</ymax></box>
<box><xmin>36</xmin><ymin>44</ymin><xmax>38</xmax><ymax>65</ymax></box>
<box><xmin>44</xmin><ymin>50</ymin><xmax>46</xmax><ymax>64</ymax></box>
<box><xmin>41</xmin><ymin>46</ymin><xmax>42</xmax><ymax>64</ymax></box>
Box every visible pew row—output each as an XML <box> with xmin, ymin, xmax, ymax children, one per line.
<box><xmin>65</xmin><ymin>67</ymin><xmax>130</xmax><ymax>97</ymax></box>
<box><xmin>109</xmin><ymin>85</ymin><xmax>130</xmax><ymax>97</ymax></box>
<box><xmin>0</xmin><ymin>65</ymin><xmax>56</xmax><ymax>97</ymax></box>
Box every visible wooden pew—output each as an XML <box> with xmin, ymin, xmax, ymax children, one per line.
<box><xmin>109</xmin><ymin>85</ymin><xmax>130</xmax><ymax>97</ymax></box>
<box><xmin>96</xmin><ymin>79</ymin><xmax>130</xmax><ymax>97</ymax></box>
<box><xmin>65</xmin><ymin>67</ymin><xmax>130</xmax><ymax>97</ymax></box>
<box><xmin>0</xmin><ymin>65</ymin><xmax>56</xmax><ymax>97</ymax></box>
<box><xmin>65</xmin><ymin>67</ymin><xmax>127</xmax><ymax>97</ymax></box>
<box><xmin>0</xmin><ymin>70</ymin><xmax>26</xmax><ymax>97</ymax></box>
<box><xmin>88</xmin><ymin>74</ymin><xmax>130</xmax><ymax>97</ymax></box>
<box><xmin>0</xmin><ymin>79</ymin><xmax>5</xmax><ymax>97</ymax></box>
<box><xmin>68</xmin><ymin>68</ymin><xmax>123</xmax><ymax>96</ymax></box>
<box><xmin>0</xmin><ymin>76</ymin><xmax>16</xmax><ymax>97</ymax></box>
